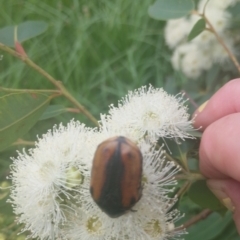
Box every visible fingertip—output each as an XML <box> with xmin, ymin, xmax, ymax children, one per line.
<box><xmin>199</xmin><ymin>113</ymin><xmax>240</xmax><ymax>180</ymax></box>
<box><xmin>197</xmin><ymin>101</ymin><xmax>209</xmax><ymax>113</ymax></box>
<box><xmin>225</xmin><ymin>180</ymin><xmax>240</xmax><ymax>234</ymax></box>
<box><xmin>199</xmin><ymin>125</ymin><xmax>224</xmax><ymax>178</ymax></box>
<box><xmin>192</xmin><ymin>79</ymin><xmax>240</xmax><ymax>130</ymax></box>
<box><xmin>192</xmin><ymin>100</ymin><xmax>209</xmax><ymax>128</ymax></box>
<box><xmin>206</xmin><ymin>179</ymin><xmax>240</xmax><ymax>234</ymax></box>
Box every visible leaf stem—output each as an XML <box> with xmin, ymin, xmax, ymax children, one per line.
<box><xmin>202</xmin><ymin>0</ymin><xmax>210</xmax><ymax>15</ymax></box>
<box><xmin>192</xmin><ymin>10</ymin><xmax>240</xmax><ymax>74</ymax></box>
<box><xmin>175</xmin><ymin>180</ymin><xmax>191</xmax><ymax>198</ymax></box>
<box><xmin>203</xmin><ymin>15</ymin><xmax>240</xmax><ymax>74</ymax></box>
<box><xmin>175</xmin><ymin>172</ymin><xmax>205</xmax><ymax>181</ymax></box>
<box><xmin>66</xmin><ymin>107</ymin><xmax>81</xmax><ymax>113</ymax></box>
<box><xmin>176</xmin><ymin>209</ymin><xmax>212</xmax><ymax>230</ymax></box>
<box><xmin>164</xmin><ymin>152</ymin><xmax>188</xmax><ymax>173</ymax></box>
<box><xmin>0</xmin><ymin>42</ymin><xmax>99</xmax><ymax>126</ymax></box>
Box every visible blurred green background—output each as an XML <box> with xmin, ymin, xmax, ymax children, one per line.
<box><xmin>0</xmin><ymin>0</ymin><xmax>174</xmax><ymax>118</ymax></box>
<box><xmin>0</xmin><ymin>1</ymin><xmax>175</xmax><ymax>238</ymax></box>
<box><xmin>0</xmin><ymin>0</ymin><xmax>239</xmax><ymax>239</ymax></box>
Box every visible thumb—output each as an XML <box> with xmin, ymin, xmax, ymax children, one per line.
<box><xmin>207</xmin><ymin>179</ymin><xmax>240</xmax><ymax>234</ymax></box>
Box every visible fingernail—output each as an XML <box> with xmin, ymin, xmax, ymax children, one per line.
<box><xmin>197</xmin><ymin>101</ymin><xmax>208</xmax><ymax>113</ymax></box>
<box><xmin>207</xmin><ymin>180</ymin><xmax>235</xmax><ymax>212</ymax></box>
<box><xmin>222</xmin><ymin>198</ymin><xmax>235</xmax><ymax>212</ymax></box>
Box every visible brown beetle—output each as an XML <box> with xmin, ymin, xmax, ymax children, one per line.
<box><xmin>90</xmin><ymin>136</ymin><xmax>143</xmax><ymax>218</ymax></box>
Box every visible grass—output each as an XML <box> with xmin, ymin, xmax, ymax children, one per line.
<box><xmin>1</xmin><ymin>1</ymin><xmax>239</xmax><ymax>239</ymax></box>
<box><xmin>0</xmin><ymin>0</ymin><xmax>173</xmax><ymax>120</ymax></box>
<box><xmin>0</xmin><ymin>2</ymin><xmax>174</xmax><ymax>237</ymax></box>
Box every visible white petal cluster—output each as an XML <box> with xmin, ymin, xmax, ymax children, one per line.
<box><xmin>100</xmin><ymin>85</ymin><xmax>194</xmax><ymax>143</ymax></box>
<box><xmin>64</xmin><ymin>145</ymin><xmax>185</xmax><ymax>240</ymax></box>
<box><xmin>165</xmin><ymin>0</ymin><xmax>240</xmax><ymax>79</ymax></box>
<box><xmin>9</xmin><ymin>86</ymin><xmax>193</xmax><ymax>240</ymax></box>
<box><xmin>9</xmin><ymin>121</ymin><xmax>104</xmax><ymax>239</ymax></box>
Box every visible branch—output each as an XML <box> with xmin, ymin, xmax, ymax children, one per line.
<box><xmin>175</xmin><ymin>181</ymin><xmax>191</xmax><ymax>198</ymax></box>
<box><xmin>0</xmin><ymin>42</ymin><xmax>99</xmax><ymax>126</ymax></box>
<box><xmin>203</xmin><ymin>16</ymin><xmax>240</xmax><ymax>74</ymax></box>
<box><xmin>175</xmin><ymin>172</ymin><xmax>205</xmax><ymax>181</ymax></box>
<box><xmin>191</xmin><ymin>11</ymin><xmax>240</xmax><ymax>74</ymax></box>
<box><xmin>177</xmin><ymin>209</ymin><xmax>212</xmax><ymax>230</ymax></box>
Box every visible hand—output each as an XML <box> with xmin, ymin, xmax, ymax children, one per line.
<box><xmin>193</xmin><ymin>79</ymin><xmax>240</xmax><ymax>234</ymax></box>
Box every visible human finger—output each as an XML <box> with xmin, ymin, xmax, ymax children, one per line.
<box><xmin>199</xmin><ymin>113</ymin><xmax>240</xmax><ymax>181</ymax></box>
<box><xmin>193</xmin><ymin>79</ymin><xmax>240</xmax><ymax>130</ymax></box>
<box><xmin>207</xmin><ymin>179</ymin><xmax>240</xmax><ymax>235</ymax></box>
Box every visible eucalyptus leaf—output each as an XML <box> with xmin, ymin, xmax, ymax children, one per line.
<box><xmin>161</xmin><ymin>138</ymin><xmax>197</xmax><ymax>158</ymax></box>
<box><xmin>185</xmin><ymin>211</ymin><xmax>233</xmax><ymax>240</ymax></box>
<box><xmin>227</xmin><ymin>2</ymin><xmax>240</xmax><ymax>18</ymax></box>
<box><xmin>148</xmin><ymin>0</ymin><xmax>194</xmax><ymax>21</ymax></box>
<box><xmin>39</xmin><ymin>105</ymin><xmax>67</xmax><ymax>120</ymax></box>
<box><xmin>0</xmin><ymin>21</ymin><xmax>48</xmax><ymax>47</ymax></box>
<box><xmin>188</xmin><ymin>180</ymin><xmax>225</xmax><ymax>211</ymax></box>
<box><xmin>18</xmin><ymin>21</ymin><xmax>48</xmax><ymax>42</ymax></box>
<box><xmin>187</xmin><ymin>158</ymin><xmax>199</xmax><ymax>171</ymax></box>
<box><xmin>0</xmin><ymin>92</ymin><xmax>51</xmax><ymax>151</ymax></box>
<box><xmin>188</xmin><ymin>18</ymin><xmax>206</xmax><ymax>41</ymax></box>
<box><xmin>215</xmin><ymin>221</ymin><xmax>240</xmax><ymax>240</ymax></box>
<box><xmin>225</xmin><ymin>3</ymin><xmax>240</xmax><ymax>29</ymax></box>
<box><xmin>187</xmin><ymin>130</ymin><xmax>202</xmax><ymax>138</ymax></box>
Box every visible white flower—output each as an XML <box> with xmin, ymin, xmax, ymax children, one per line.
<box><xmin>172</xmin><ymin>42</ymin><xmax>215</xmax><ymax>79</ymax></box>
<box><xmin>198</xmin><ymin>0</ymin><xmax>239</xmax><ymax>11</ymax></box>
<box><xmin>210</xmin><ymin>36</ymin><xmax>235</xmax><ymax>63</ymax></box>
<box><xmin>9</xmin><ymin>120</ymin><xmax>104</xmax><ymax>240</ymax></box>
<box><xmin>164</xmin><ymin>0</ymin><xmax>238</xmax><ymax>79</ymax></box>
<box><xmin>164</xmin><ymin>18</ymin><xmax>192</xmax><ymax>49</ymax></box>
<box><xmin>202</xmin><ymin>8</ymin><xmax>230</xmax><ymax>34</ymax></box>
<box><xmin>9</xmin><ymin>119</ymin><xmax>185</xmax><ymax>239</ymax></box>
<box><xmin>192</xmin><ymin>30</ymin><xmax>215</xmax><ymax>46</ymax></box>
<box><xmin>66</xmin><ymin>206</ymin><xmax>181</xmax><ymax>240</ymax></box>
<box><xmin>64</xmin><ymin>143</ymin><xmax>184</xmax><ymax>240</ymax></box>
<box><xmin>100</xmin><ymin>85</ymin><xmax>194</xmax><ymax>144</ymax></box>
<box><xmin>10</xmin><ymin>85</ymin><xmax>190</xmax><ymax>239</ymax></box>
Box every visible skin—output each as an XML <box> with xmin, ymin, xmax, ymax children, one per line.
<box><xmin>193</xmin><ymin>79</ymin><xmax>240</xmax><ymax>234</ymax></box>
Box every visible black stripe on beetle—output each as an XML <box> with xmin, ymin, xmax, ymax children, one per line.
<box><xmin>90</xmin><ymin>136</ymin><xmax>143</xmax><ymax>218</ymax></box>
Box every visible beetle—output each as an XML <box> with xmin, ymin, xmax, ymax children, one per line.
<box><xmin>90</xmin><ymin>136</ymin><xmax>143</xmax><ymax>218</ymax></box>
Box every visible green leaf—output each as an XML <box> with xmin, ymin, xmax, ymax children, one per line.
<box><xmin>18</xmin><ymin>21</ymin><xmax>48</xmax><ymax>43</ymax></box>
<box><xmin>148</xmin><ymin>0</ymin><xmax>194</xmax><ymax>21</ymax></box>
<box><xmin>188</xmin><ymin>18</ymin><xmax>206</xmax><ymax>41</ymax></box>
<box><xmin>0</xmin><ymin>92</ymin><xmax>51</xmax><ymax>151</ymax></box>
<box><xmin>0</xmin><ymin>21</ymin><xmax>48</xmax><ymax>47</ymax></box>
<box><xmin>187</xmin><ymin>129</ymin><xmax>202</xmax><ymax>138</ymax></box>
<box><xmin>228</xmin><ymin>3</ymin><xmax>240</xmax><ymax>29</ymax></box>
<box><xmin>158</xmin><ymin>138</ymin><xmax>200</xmax><ymax>171</ymax></box>
<box><xmin>39</xmin><ymin>105</ymin><xmax>67</xmax><ymax>120</ymax></box>
<box><xmin>160</xmin><ymin>138</ymin><xmax>198</xmax><ymax>158</ymax></box>
<box><xmin>227</xmin><ymin>2</ymin><xmax>240</xmax><ymax>18</ymax></box>
<box><xmin>187</xmin><ymin>158</ymin><xmax>199</xmax><ymax>171</ymax></box>
<box><xmin>188</xmin><ymin>180</ymin><xmax>225</xmax><ymax>211</ymax></box>
<box><xmin>185</xmin><ymin>211</ymin><xmax>233</xmax><ymax>240</ymax></box>
<box><xmin>215</xmin><ymin>221</ymin><xmax>239</xmax><ymax>240</ymax></box>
